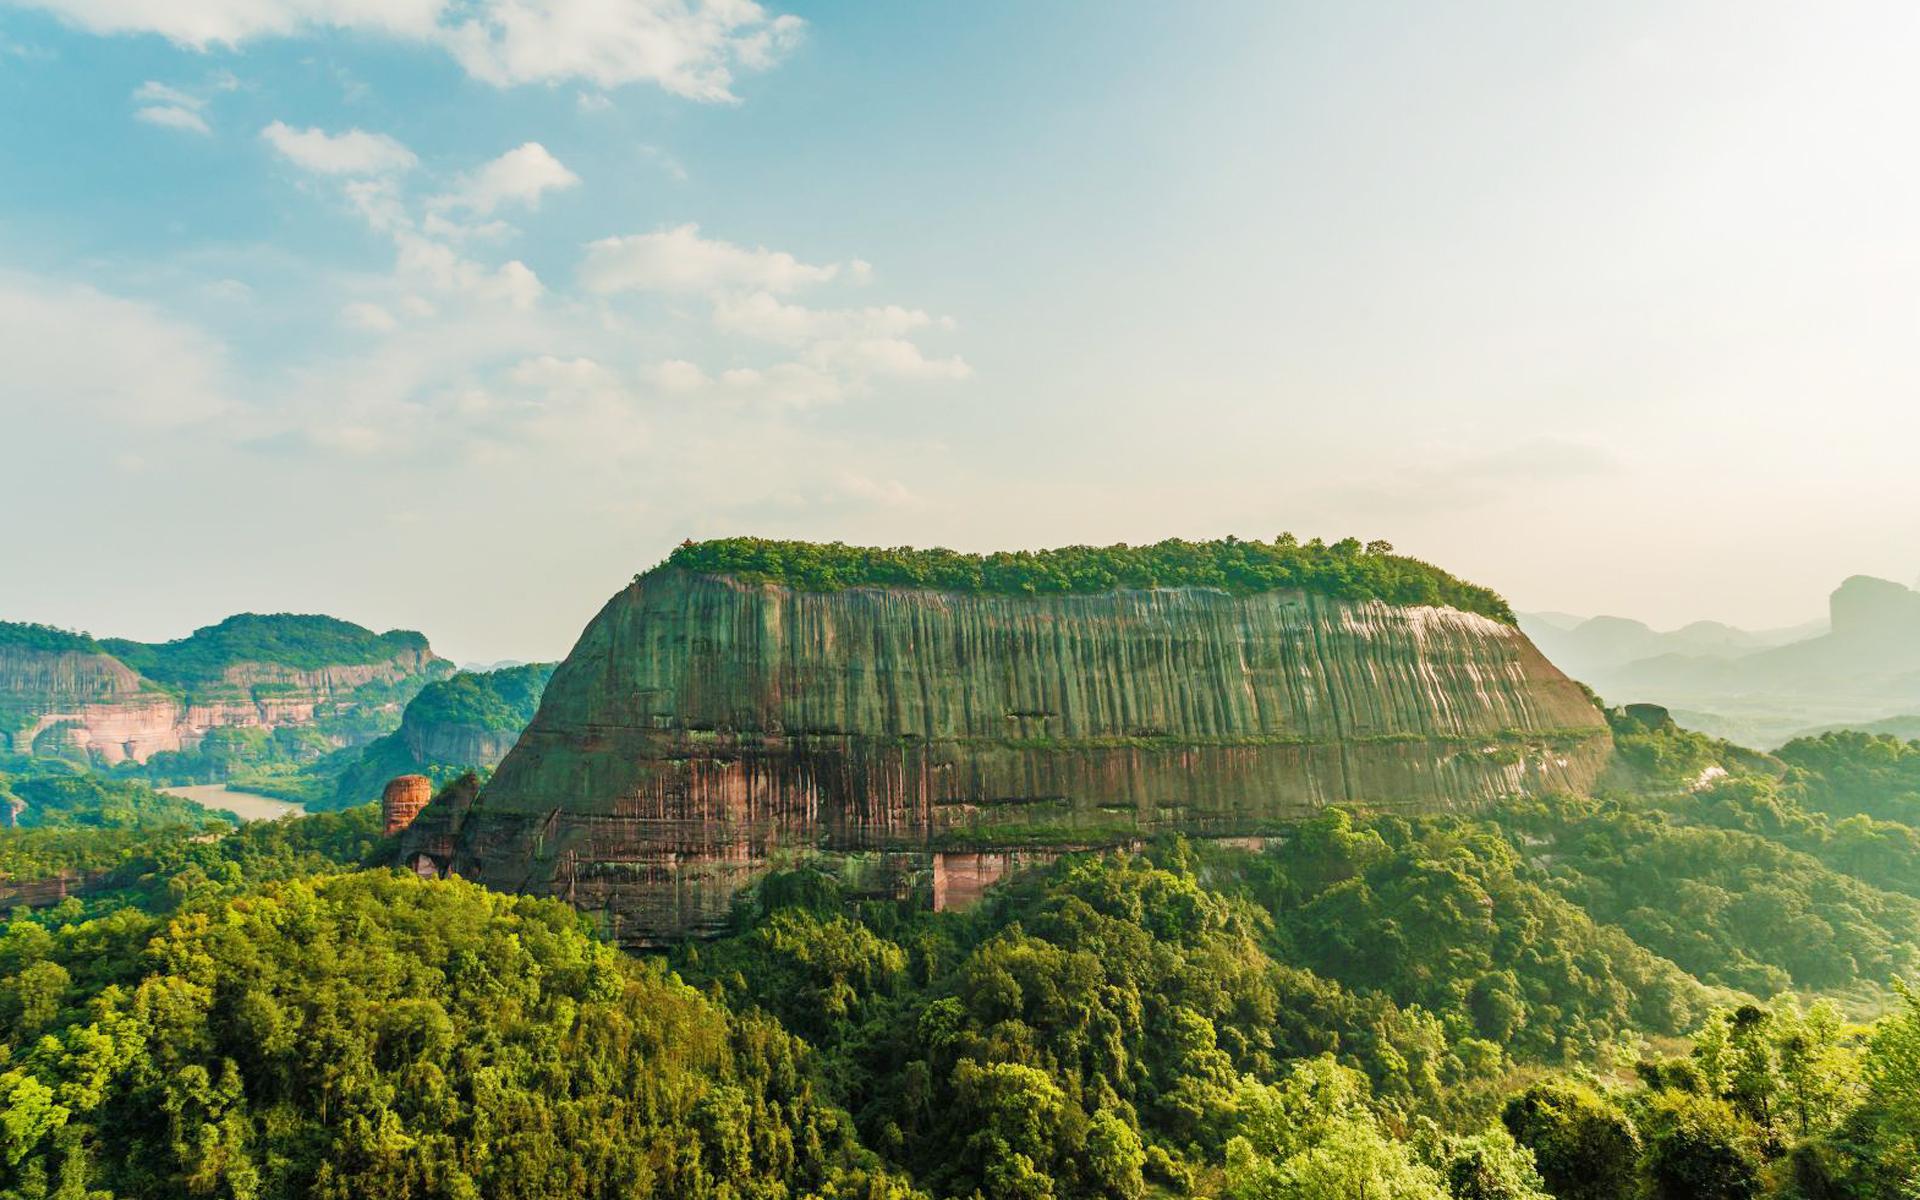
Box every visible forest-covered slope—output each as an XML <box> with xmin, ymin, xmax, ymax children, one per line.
<box><xmin>1</xmin><ymin>711</ymin><xmax>1917</xmax><ymax>1198</ymax></box>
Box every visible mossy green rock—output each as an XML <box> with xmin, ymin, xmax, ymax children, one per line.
<box><xmin>405</xmin><ymin>567</ymin><xmax>1608</xmax><ymax>941</ymax></box>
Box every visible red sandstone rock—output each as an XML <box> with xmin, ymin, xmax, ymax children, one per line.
<box><xmin>401</xmin><ymin>568</ymin><xmax>1613</xmax><ymax>944</ymax></box>
<box><xmin>382</xmin><ymin>774</ymin><xmax>434</xmax><ymax>836</ymax></box>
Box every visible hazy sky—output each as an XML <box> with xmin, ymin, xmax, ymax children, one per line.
<box><xmin>3</xmin><ymin>1</ymin><xmax>1918</xmax><ymax>662</ymax></box>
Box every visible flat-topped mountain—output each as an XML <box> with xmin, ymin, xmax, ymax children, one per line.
<box><xmin>0</xmin><ymin>613</ymin><xmax>450</xmax><ymax>764</ymax></box>
<box><xmin>401</xmin><ymin>537</ymin><xmax>1609</xmax><ymax>942</ymax></box>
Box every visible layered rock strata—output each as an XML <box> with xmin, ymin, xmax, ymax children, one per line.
<box><xmin>1</xmin><ymin>646</ymin><xmax>442</xmax><ymax>764</ymax></box>
<box><xmin>404</xmin><ymin>568</ymin><xmax>1610</xmax><ymax>943</ymax></box>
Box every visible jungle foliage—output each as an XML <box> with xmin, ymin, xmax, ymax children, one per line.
<box><xmin>101</xmin><ymin>613</ymin><xmax>435</xmax><ymax>688</ymax></box>
<box><xmin>662</xmin><ymin>535</ymin><xmax>1517</xmax><ymax>622</ymax></box>
<box><xmin>0</xmin><ymin>712</ymin><xmax>1917</xmax><ymax>1197</ymax></box>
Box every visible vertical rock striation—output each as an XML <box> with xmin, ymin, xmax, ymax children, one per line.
<box><xmin>407</xmin><ymin>567</ymin><xmax>1610</xmax><ymax>942</ymax></box>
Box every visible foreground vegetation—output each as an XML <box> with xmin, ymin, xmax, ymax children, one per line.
<box><xmin>0</xmin><ymin>711</ymin><xmax>1916</xmax><ymax>1197</ymax></box>
<box><xmin>663</xmin><ymin>535</ymin><xmax>1517</xmax><ymax>622</ymax></box>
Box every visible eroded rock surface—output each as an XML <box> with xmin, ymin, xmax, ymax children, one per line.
<box><xmin>405</xmin><ymin>569</ymin><xmax>1609</xmax><ymax>942</ymax></box>
<box><xmin>1</xmin><ymin>644</ymin><xmax>444</xmax><ymax>764</ymax></box>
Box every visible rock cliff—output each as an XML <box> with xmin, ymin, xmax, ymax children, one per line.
<box><xmin>0</xmin><ymin>616</ymin><xmax>450</xmax><ymax>764</ymax></box>
<box><xmin>404</xmin><ymin>554</ymin><xmax>1609</xmax><ymax>943</ymax></box>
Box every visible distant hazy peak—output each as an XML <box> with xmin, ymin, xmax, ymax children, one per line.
<box><xmin>1831</xmin><ymin>575</ymin><xmax>1920</xmax><ymax>639</ymax></box>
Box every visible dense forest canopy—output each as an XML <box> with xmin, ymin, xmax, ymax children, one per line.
<box><xmin>402</xmin><ymin>662</ymin><xmax>555</xmax><ymax>732</ymax></box>
<box><xmin>0</xmin><ymin>768</ymin><xmax>231</xmax><ymax>833</ymax></box>
<box><xmin>0</xmin><ymin>625</ymin><xmax>103</xmax><ymax>657</ymax></box>
<box><xmin>101</xmin><ymin>613</ymin><xmax>434</xmax><ymax>686</ymax></box>
<box><xmin>660</xmin><ymin>535</ymin><xmax>1518</xmax><ymax>623</ymax></box>
<box><xmin>1</xmin><ymin>706</ymin><xmax>1917</xmax><ymax>1197</ymax></box>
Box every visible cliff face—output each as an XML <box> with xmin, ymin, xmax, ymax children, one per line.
<box><xmin>400</xmin><ymin>719</ymin><xmax>522</xmax><ymax>768</ymax></box>
<box><xmin>1</xmin><ymin>642</ymin><xmax>447</xmax><ymax>764</ymax></box>
<box><xmin>406</xmin><ymin>568</ymin><xmax>1609</xmax><ymax>942</ymax></box>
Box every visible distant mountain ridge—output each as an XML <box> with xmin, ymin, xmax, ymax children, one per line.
<box><xmin>0</xmin><ymin>613</ymin><xmax>451</xmax><ymax>764</ymax></box>
<box><xmin>1522</xmin><ymin>574</ymin><xmax>1920</xmax><ymax>746</ymax></box>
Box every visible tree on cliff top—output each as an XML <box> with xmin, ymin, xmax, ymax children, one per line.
<box><xmin>658</xmin><ymin>535</ymin><xmax>1516</xmax><ymax>622</ymax></box>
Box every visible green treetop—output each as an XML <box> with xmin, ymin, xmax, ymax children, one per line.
<box><xmin>658</xmin><ymin>535</ymin><xmax>1516</xmax><ymax>622</ymax></box>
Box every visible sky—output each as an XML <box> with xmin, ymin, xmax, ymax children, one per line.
<box><xmin>3</xmin><ymin>1</ymin><xmax>1919</xmax><ymax>663</ymax></box>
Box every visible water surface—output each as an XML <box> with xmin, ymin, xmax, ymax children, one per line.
<box><xmin>161</xmin><ymin>784</ymin><xmax>302</xmax><ymax>823</ymax></box>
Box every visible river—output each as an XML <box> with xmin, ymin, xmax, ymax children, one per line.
<box><xmin>161</xmin><ymin>784</ymin><xmax>303</xmax><ymax>823</ymax></box>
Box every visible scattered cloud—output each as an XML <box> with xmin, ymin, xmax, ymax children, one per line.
<box><xmin>580</xmin><ymin>225</ymin><xmax>968</xmax><ymax>407</ymax></box>
<box><xmin>636</xmin><ymin>143</ymin><xmax>689</xmax><ymax>183</ymax></box>
<box><xmin>580</xmin><ymin>223</ymin><xmax>843</xmax><ymax>295</ymax></box>
<box><xmin>135</xmin><ymin>104</ymin><xmax>210</xmax><ymax>134</ymax></box>
<box><xmin>440</xmin><ymin>1</ymin><xmax>804</xmax><ymax>100</ymax></box>
<box><xmin>261</xmin><ymin>121</ymin><xmax>418</xmax><ymax>175</ymax></box>
<box><xmin>13</xmin><ymin>0</ymin><xmax>803</xmax><ymax>101</ymax></box>
<box><xmin>431</xmin><ymin>142</ymin><xmax>579</xmax><ymax>216</ymax></box>
<box><xmin>131</xmin><ymin>79</ymin><xmax>213</xmax><ymax>134</ymax></box>
<box><xmin>712</xmin><ymin>291</ymin><xmax>944</xmax><ymax>346</ymax></box>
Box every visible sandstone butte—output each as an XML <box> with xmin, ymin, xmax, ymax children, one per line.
<box><xmin>399</xmin><ymin>552</ymin><xmax>1610</xmax><ymax>944</ymax></box>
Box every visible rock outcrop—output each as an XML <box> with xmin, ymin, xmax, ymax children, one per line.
<box><xmin>403</xmin><ymin>561</ymin><xmax>1610</xmax><ymax>943</ymax></box>
<box><xmin>0</xmin><ymin>616</ymin><xmax>450</xmax><ymax>764</ymax></box>
<box><xmin>382</xmin><ymin>774</ymin><xmax>434</xmax><ymax>835</ymax></box>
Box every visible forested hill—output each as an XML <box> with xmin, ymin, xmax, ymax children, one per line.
<box><xmin>661</xmin><ymin>534</ymin><xmax>1517</xmax><ymax>622</ymax></box>
<box><xmin>1</xmin><ymin>709</ymin><xmax>1917</xmax><ymax>1197</ymax></box>
<box><xmin>0</xmin><ymin>624</ymin><xmax>104</xmax><ymax>656</ymax></box>
<box><xmin>100</xmin><ymin>613</ymin><xmax>436</xmax><ymax>687</ymax></box>
<box><xmin>1</xmin><ymin>612</ymin><xmax>452</xmax><ymax>772</ymax></box>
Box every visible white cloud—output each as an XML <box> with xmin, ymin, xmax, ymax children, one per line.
<box><xmin>440</xmin><ymin>1</ymin><xmax>803</xmax><ymax>100</ymax></box>
<box><xmin>719</xmin><ymin>362</ymin><xmax>843</xmax><ymax>408</ymax></box>
<box><xmin>432</xmin><ymin>142</ymin><xmax>579</xmax><ymax>215</ymax></box>
<box><xmin>16</xmin><ymin>0</ymin><xmax>801</xmax><ymax>100</ymax></box>
<box><xmin>652</xmin><ymin>359</ymin><xmax>710</xmax><ymax>392</ymax></box>
<box><xmin>713</xmin><ymin>291</ymin><xmax>942</xmax><ymax>346</ymax></box>
<box><xmin>806</xmin><ymin>336</ymin><xmax>971</xmax><ymax>382</ymax></box>
<box><xmin>135</xmin><ymin>104</ymin><xmax>210</xmax><ymax>134</ymax></box>
<box><xmin>133</xmin><ymin>80</ymin><xmax>199</xmax><ymax>107</ymax></box>
<box><xmin>391</xmin><ymin>232</ymin><xmax>545</xmax><ymax>309</ymax></box>
<box><xmin>509</xmin><ymin>355</ymin><xmax>616</xmax><ymax>391</ymax></box>
<box><xmin>581</xmin><ymin>227</ymin><xmax>967</xmax><ymax>407</ymax></box>
<box><xmin>131</xmin><ymin>79</ymin><xmax>212</xmax><ymax>134</ymax></box>
<box><xmin>580</xmin><ymin>223</ymin><xmax>841</xmax><ymax>295</ymax></box>
<box><xmin>341</xmin><ymin>301</ymin><xmax>399</xmax><ymax>332</ymax></box>
<box><xmin>16</xmin><ymin>0</ymin><xmax>442</xmax><ymax>47</ymax></box>
<box><xmin>0</xmin><ymin>272</ymin><xmax>229</xmax><ymax>429</ymax></box>
<box><xmin>261</xmin><ymin>121</ymin><xmax>417</xmax><ymax>175</ymax></box>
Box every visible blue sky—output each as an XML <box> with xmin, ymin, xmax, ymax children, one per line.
<box><xmin>3</xmin><ymin>1</ymin><xmax>1919</xmax><ymax>661</ymax></box>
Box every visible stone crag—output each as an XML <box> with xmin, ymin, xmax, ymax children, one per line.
<box><xmin>403</xmin><ymin>564</ymin><xmax>1610</xmax><ymax>943</ymax></box>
